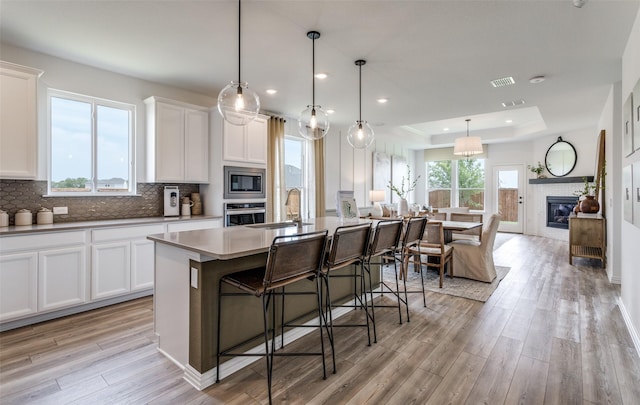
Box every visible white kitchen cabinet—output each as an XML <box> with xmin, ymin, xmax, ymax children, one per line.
<box><xmin>131</xmin><ymin>239</ymin><xmax>155</xmax><ymax>291</ymax></box>
<box><xmin>0</xmin><ymin>61</ymin><xmax>43</xmax><ymax>179</ymax></box>
<box><xmin>92</xmin><ymin>242</ymin><xmax>131</xmax><ymax>299</ymax></box>
<box><xmin>145</xmin><ymin>96</ymin><xmax>210</xmax><ymax>183</ymax></box>
<box><xmin>0</xmin><ymin>230</ymin><xmax>86</xmax><ymax>322</ymax></box>
<box><xmin>91</xmin><ymin>223</ymin><xmax>163</xmax><ymax>299</ymax></box>
<box><xmin>0</xmin><ymin>252</ymin><xmax>38</xmax><ymax>321</ymax></box>
<box><xmin>38</xmin><ymin>246</ymin><xmax>86</xmax><ymax>311</ymax></box>
<box><xmin>222</xmin><ymin>114</ymin><xmax>268</xmax><ymax>165</ymax></box>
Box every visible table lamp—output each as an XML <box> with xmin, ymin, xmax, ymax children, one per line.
<box><xmin>369</xmin><ymin>189</ymin><xmax>385</xmax><ymax>217</ymax></box>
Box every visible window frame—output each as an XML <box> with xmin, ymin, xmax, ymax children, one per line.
<box><xmin>426</xmin><ymin>158</ymin><xmax>485</xmax><ymax>210</ymax></box>
<box><xmin>283</xmin><ymin>135</ymin><xmax>308</xmax><ymax>218</ymax></box>
<box><xmin>47</xmin><ymin>89</ymin><xmax>136</xmax><ymax>196</ymax></box>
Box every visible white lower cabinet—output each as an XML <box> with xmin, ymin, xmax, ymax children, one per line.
<box><xmin>91</xmin><ymin>223</ymin><xmax>164</xmax><ymax>300</ymax></box>
<box><xmin>92</xmin><ymin>242</ymin><xmax>131</xmax><ymax>299</ymax></box>
<box><xmin>131</xmin><ymin>239</ymin><xmax>155</xmax><ymax>291</ymax></box>
<box><xmin>0</xmin><ymin>230</ymin><xmax>86</xmax><ymax>322</ymax></box>
<box><xmin>38</xmin><ymin>246</ymin><xmax>86</xmax><ymax>311</ymax></box>
<box><xmin>0</xmin><ymin>252</ymin><xmax>38</xmax><ymax>321</ymax></box>
<box><xmin>0</xmin><ymin>218</ymin><xmax>221</xmax><ymax>327</ymax></box>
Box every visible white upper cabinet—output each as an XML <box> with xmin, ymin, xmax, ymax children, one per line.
<box><xmin>222</xmin><ymin>115</ymin><xmax>268</xmax><ymax>165</ymax></box>
<box><xmin>0</xmin><ymin>61</ymin><xmax>43</xmax><ymax>179</ymax></box>
<box><xmin>145</xmin><ymin>96</ymin><xmax>210</xmax><ymax>183</ymax></box>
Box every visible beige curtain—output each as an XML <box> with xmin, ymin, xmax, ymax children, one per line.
<box><xmin>267</xmin><ymin>117</ymin><xmax>286</xmax><ymax>222</ymax></box>
<box><xmin>313</xmin><ymin>137</ymin><xmax>325</xmax><ymax>217</ymax></box>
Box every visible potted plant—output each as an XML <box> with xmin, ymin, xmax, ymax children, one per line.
<box><xmin>573</xmin><ymin>176</ymin><xmax>598</xmax><ymax>213</ymax></box>
<box><xmin>388</xmin><ymin>165</ymin><xmax>420</xmax><ymax>215</ymax></box>
<box><xmin>527</xmin><ymin>161</ymin><xmax>546</xmax><ymax>179</ymax></box>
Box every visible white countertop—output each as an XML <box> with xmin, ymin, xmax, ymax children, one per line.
<box><xmin>147</xmin><ymin>217</ymin><xmax>374</xmax><ymax>260</ymax></box>
<box><xmin>0</xmin><ymin>215</ymin><xmax>221</xmax><ymax>236</ymax></box>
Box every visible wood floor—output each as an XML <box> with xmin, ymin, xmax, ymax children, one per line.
<box><xmin>1</xmin><ymin>233</ymin><xmax>639</xmax><ymax>404</ymax></box>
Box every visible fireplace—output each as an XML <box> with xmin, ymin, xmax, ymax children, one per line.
<box><xmin>547</xmin><ymin>196</ymin><xmax>578</xmax><ymax>229</ymax></box>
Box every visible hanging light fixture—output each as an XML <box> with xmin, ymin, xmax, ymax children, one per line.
<box><xmin>347</xmin><ymin>59</ymin><xmax>375</xmax><ymax>149</ymax></box>
<box><xmin>217</xmin><ymin>0</ymin><xmax>260</xmax><ymax>126</ymax></box>
<box><xmin>453</xmin><ymin>119</ymin><xmax>483</xmax><ymax>158</ymax></box>
<box><xmin>298</xmin><ymin>31</ymin><xmax>329</xmax><ymax>140</ymax></box>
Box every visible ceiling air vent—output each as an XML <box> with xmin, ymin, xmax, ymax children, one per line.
<box><xmin>491</xmin><ymin>76</ymin><xmax>515</xmax><ymax>88</ymax></box>
<box><xmin>501</xmin><ymin>99</ymin><xmax>525</xmax><ymax>108</ymax></box>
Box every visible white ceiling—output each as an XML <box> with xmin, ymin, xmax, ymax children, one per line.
<box><xmin>1</xmin><ymin>0</ymin><xmax>638</xmax><ymax>149</ymax></box>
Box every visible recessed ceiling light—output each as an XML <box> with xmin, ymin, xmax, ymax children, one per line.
<box><xmin>315</xmin><ymin>73</ymin><xmax>327</xmax><ymax>79</ymax></box>
<box><xmin>490</xmin><ymin>76</ymin><xmax>515</xmax><ymax>87</ymax></box>
<box><xmin>377</xmin><ymin>98</ymin><xmax>388</xmax><ymax>104</ymax></box>
<box><xmin>266</xmin><ymin>89</ymin><xmax>277</xmax><ymax>95</ymax></box>
<box><xmin>505</xmin><ymin>119</ymin><xmax>513</xmax><ymax>123</ymax></box>
<box><xmin>443</xmin><ymin>127</ymin><xmax>450</xmax><ymax>131</ymax></box>
<box><xmin>529</xmin><ymin>75</ymin><xmax>545</xmax><ymax>84</ymax></box>
<box><xmin>326</xmin><ymin>109</ymin><xmax>335</xmax><ymax>114</ymax></box>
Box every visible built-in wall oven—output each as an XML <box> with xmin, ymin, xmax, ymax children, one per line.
<box><xmin>224</xmin><ymin>202</ymin><xmax>266</xmax><ymax>227</ymax></box>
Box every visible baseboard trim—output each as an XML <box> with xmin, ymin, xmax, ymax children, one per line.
<box><xmin>183</xmin><ymin>296</ymin><xmax>360</xmax><ymax>390</ymax></box>
<box><xmin>0</xmin><ymin>289</ymin><xmax>153</xmax><ymax>332</ymax></box>
<box><xmin>618</xmin><ymin>298</ymin><xmax>640</xmax><ymax>357</ymax></box>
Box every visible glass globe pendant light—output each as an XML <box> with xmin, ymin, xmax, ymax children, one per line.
<box><xmin>298</xmin><ymin>31</ymin><xmax>329</xmax><ymax>140</ymax></box>
<box><xmin>347</xmin><ymin>59</ymin><xmax>374</xmax><ymax>149</ymax></box>
<box><xmin>217</xmin><ymin>0</ymin><xmax>260</xmax><ymax>126</ymax></box>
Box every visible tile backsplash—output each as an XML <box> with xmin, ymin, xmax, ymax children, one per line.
<box><xmin>0</xmin><ymin>180</ymin><xmax>200</xmax><ymax>225</ymax></box>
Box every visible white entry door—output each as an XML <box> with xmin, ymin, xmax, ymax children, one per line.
<box><xmin>494</xmin><ymin>165</ymin><xmax>525</xmax><ymax>233</ymax></box>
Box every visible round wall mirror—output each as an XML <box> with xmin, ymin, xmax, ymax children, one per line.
<box><xmin>545</xmin><ymin>137</ymin><xmax>577</xmax><ymax>177</ymax></box>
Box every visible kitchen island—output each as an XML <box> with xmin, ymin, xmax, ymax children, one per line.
<box><xmin>148</xmin><ymin>217</ymin><xmax>376</xmax><ymax>390</ymax></box>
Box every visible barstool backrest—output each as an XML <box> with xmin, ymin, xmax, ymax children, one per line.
<box><xmin>326</xmin><ymin>223</ymin><xmax>372</xmax><ymax>269</ymax></box>
<box><xmin>402</xmin><ymin>217</ymin><xmax>428</xmax><ymax>249</ymax></box>
<box><xmin>368</xmin><ymin>219</ymin><xmax>403</xmax><ymax>258</ymax></box>
<box><xmin>264</xmin><ymin>230</ymin><xmax>328</xmax><ymax>289</ymax></box>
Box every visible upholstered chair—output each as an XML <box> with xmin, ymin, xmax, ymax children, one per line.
<box><xmin>449</xmin><ymin>214</ymin><xmax>501</xmax><ymax>282</ymax></box>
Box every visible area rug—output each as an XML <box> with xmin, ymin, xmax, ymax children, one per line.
<box><xmin>382</xmin><ymin>265</ymin><xmax>510</xmax><ymax>302</ymax></box>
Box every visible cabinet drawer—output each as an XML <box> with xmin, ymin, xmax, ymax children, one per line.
<box><xmin>0</xmin><ymin>231</ymin><xmax>86</xmax><ymax>253</ymax></box>
<box><xmin>92</xmin><ymin>224</ymin><xmax>165</xmax><ymax>242</ymax></box>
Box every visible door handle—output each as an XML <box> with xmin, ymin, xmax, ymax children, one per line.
<box><xmin>518</xmin><ymin>196</ymin><xmax>523</xmax><ymax>204</ymax></box>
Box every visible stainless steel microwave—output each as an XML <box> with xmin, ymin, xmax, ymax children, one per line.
<box><xmin>223</xmin><ymin>166</ymin><xmax>266</xmax><ymax>199</ymax></box>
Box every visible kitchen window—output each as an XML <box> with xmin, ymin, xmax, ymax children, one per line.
<box><xmin>48</xmin><ymin>89</ymin><xmax>135</xmax><ymax>195</ymax></box>
<box><xmin>426</xmin><ymin>158</ymin><xmax>485</xmax><ymax>210</ymax></box>
<box><xmin>284</xmin><ymin>136</ymin><xmax>307</xmax><ymax>218</ymax></box>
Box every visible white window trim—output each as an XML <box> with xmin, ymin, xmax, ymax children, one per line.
<box><xmin>46</xmin><ymin>89</ymin><xmax>136</xmax><ymax>197</ymax></box>
<box><xmin>427</xmin><ymin>159</ymin><xmax>485</xmax><ymax>209</ymax></box>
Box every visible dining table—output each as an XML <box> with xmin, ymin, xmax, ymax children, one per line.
<box><xmin>428</xmin><ymin>219</ymin><xmax>483</xmax><ymax>243</ymax></box>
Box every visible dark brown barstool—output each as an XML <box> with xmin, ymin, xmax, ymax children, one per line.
<box><xmin>215</xmin><ymin>230</ymin><xmax>330</xmax><ymax>405</ymax></box>
<box><xmin>320</xmin><ymin>223</ymin><xmax>374</xmax><ymax>353</ymax></box>
<box><xmin>363</xmin><ymin>219</ymin><xmax>404</xmax><ymax>342</ymax></box>
<box><xmin>398</xmin><ymin>216</ymin><xmax>429</xmax><ymax>311</ymax></box>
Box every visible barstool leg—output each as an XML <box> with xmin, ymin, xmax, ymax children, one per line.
<box><xmin>365</xmin><ymin>260</ymin><xmax>377</xmax><ymax>343</ymax></box>
<box><xmin>359</xmin><ymin>261</ymin><xmax>372</xmax><ymax>346</ymax></box>
<box><xmin>216</xmin><ymin>281</ymin><xmax>223</xmax><ymax>384</ymax></box>
<box><xmin>315</xmin><ymin>277</ymin><xmax>328</xmax><ymax>379</ymax></box>
<box><xmin>262</xmin><ymin>293</ymin><xmax>273</xmax><ymax>405</ymax></box>
<box><xmin>392</xmin><ymin>258</ymin><xmax>403</xmax><ymax>325</ymax></box>
<box><xmin>322</xmin><ymin>275</ymin><xmax>336</xmax><ymax>373</ymax></box>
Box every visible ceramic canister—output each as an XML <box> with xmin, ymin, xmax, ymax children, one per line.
<box><xmin>15</xmin><ymin>209</ymin><xmax>33</xmax><ymax>226</ymax></box>
<box><xmin>0</xmin><ymin>210</ymin><xmax>8</xmax><ymax>227</ymax></box>
<box><xmin>37</xmin><ymin>208</ymin><xmax>54</xmax><ymax>225</ymax></box>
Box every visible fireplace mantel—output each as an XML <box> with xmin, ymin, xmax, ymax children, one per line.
<box><xmin>529</xmin><ymin>176</ymin><xmax>594</xmax><ymax>184</ymax></box>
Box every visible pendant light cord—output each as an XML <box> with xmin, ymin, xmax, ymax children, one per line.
<box><xmin>466</xmin><ymin>118</ymin><xmax>470</xmax><ymax>137</ymax></box>
<box><xmin>237</xmin><ymin>0</ymin><xmax>241</xmax><ymax>83</ymax></box>
<box><xmin>358</xmin><ymin>63</ymin><xmax>362</xmax><ymax>122</ymax></box>
<box><xmin>312</xmin><ymin>35</ymin><xmax>315</xmax><ymax>106</ymax></box>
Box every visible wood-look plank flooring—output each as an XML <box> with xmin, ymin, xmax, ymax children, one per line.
<box><xmin>1</xmin><ymin>233</ymin><xmax>639</xmax><ymax>404</ymax></box>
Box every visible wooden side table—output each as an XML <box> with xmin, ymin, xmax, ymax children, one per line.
<box><xmin>569</xmin><ymin>216</ymin><xmax>606</xmax><ymax>268</ymax></box>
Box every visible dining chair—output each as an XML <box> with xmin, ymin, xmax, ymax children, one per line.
<box><xmin>215</xmin><ymin>230</ymin><xmax>330</xmax><ymax>405</ymax></box>
<box><xmin>428</xmin><ymin>212</ymin><xmax>446</xmax><ymax>220</ymax></box>
<box><xmin>450</xmin><ymin>212</ymin><xmax>483</xmax><ymax>241</ymax></box>
<box><xmin>407</xmin><ymin>221</ymin><xmax>454</xmax><ymax>288</ymax></box>
<box><xmin>450</xmin><ymin>213</ymin><xmax>501</xmax><ymax>282</ymax></box>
